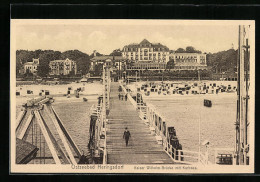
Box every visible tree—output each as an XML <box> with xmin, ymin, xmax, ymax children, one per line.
<box><xmin>166</xmin><ymin>59</ymin><xmax>175</xmax><ymax>70</ymax></box>
<box><xmin>16</xmin><ymin>59</ymin><xmax>22</xmax><ymax>76</ymax></box>
<box><xmin>175</xmin><ymin>47</ymin><xmax>202</xmax><ymax>53</ymax></box>
<box><xmin>94</xmin><ymin>63</ymin><xmax>103</xmax><ymax>76</ymax></box>
<box><xmin>169</xmin><ymin>50</ymin><xmax>175</xmax><ymax>54</ymax></box>
<box><xmin>16</xmin><ymin>50</ymin><xmax>35</xmax><ymax>76</ymax></box>
<box><xmin>110</xmin><ymin>49</ymin><xmax>122</xmax><ymax>56</ymax></box>
<box><xmin>38</xmin><ymin>64</ymin><xmax>50</xmax><ymax>77</ymax></box>
<box><xmin>90</xmin><ymin>51</ymin><xmax>103</xmax><ymax>58</ymax></box>
<box><xmin>69</xmin><ymin>69</ymin><xmax>76</xmax><ymax>76</ymax></box>
<box><xmin>175</xmin><ymin>48</ymin><xmax>185</xmax><ymax>53</ymax></box>
<box><xmin>206</xmin><ymin>49</ymin><xmax>237</xmax><ymax>73</ymax></box>
<box><xmin>185</xmin><ymin>46</ymin><xmax>202</xmax><ymax>53</ymax></box>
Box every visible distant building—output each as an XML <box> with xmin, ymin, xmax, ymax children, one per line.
<box><xmin>170</xmin><ymin>53</ymin><xmax>207</xmax><ymax>70</ymax></box>
<box><xmin>49</xmin><ymin>58</ymin><xmax>77</xmax><ymax>76</ymax></box>
<box><xmin>22</xmin><ymin>58</ymin><xmax>40</xmax><ymax>75</ymax></box>
<box><xmin>122</xmin><ymin>39</ymin><xmax>170</xmax><ymax>70</ymax></box>
<box><xmin>90</xmin><ymin>55</ymin><xmax>126</xmax><ymax>71</ymax></box>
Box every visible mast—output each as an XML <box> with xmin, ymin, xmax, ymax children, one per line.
<box><xmin>236</xmin><ymin>25</ymin><xmax>250</xmax><ymax>165</ymax></box>
<box><xmin>244</xmin><ymin>29</ymin><xmax>250</xmax><ymax>165</ymax></box>
<box><xmin>235</xmin><ymin>25</ymin><xmax>241</xmax><ymax>165</ymax></box>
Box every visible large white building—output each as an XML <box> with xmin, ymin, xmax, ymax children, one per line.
<box><xmin>170</xmin><ymin>53</ymin><xmax>207</xmax><ymax>70</ymax></box>
<box><xmin>49</xmin><ymin>58</ymin><xmax>77</xmax><ymax>75</ymax></box>
<box><xmin>122</xmin><ymin>39</ymin><xmax>170</xmax><ymax>70</ymax></box>
<box><xmin>90</xmin><ymin>55</ymin><xmax>126</xmax><ymax>71</ymax></box>
<box><xmin>23</xmin><ymin>58</ymin><xmax>40</xmax><ymax>75</ymax></box>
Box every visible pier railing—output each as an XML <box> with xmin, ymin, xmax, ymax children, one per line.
<box><xmin>102</xmin><ymin>118</ymin><xmax>107</xmax><ymax>164</ymax></box>
<box><xmin>119</xmin><ymin>81</ymin><xmax>210</xmax><ymax>165</ymax></box>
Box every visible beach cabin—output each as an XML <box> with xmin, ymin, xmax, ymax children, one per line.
<box><xmin>16</xmin><ymin>91</ymin><xmax>20</xmax><ymax>96</ymax></box>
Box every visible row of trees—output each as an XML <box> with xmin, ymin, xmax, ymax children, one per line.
<box><xmin>174</xmin><ymin>46</ymin><xmax>202</xmax><ymax>53</ymax></box>
<box><xmin>206</xmin><ymin>49</ymin><xmax>237</xmax><ymax>73</ymax></box>
<box><xmin>16</xmin><ymin>49</ymin><xmax>92</xmax><ymax>77</ymax></box>
<box><xmin>16</xmin><ymin>47</ymin><xmax>237</xmax><ymax>78</ymax></box>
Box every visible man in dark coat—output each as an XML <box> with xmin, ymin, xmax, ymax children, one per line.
<box><xmin>123</xmin><ymin>127</ymin><xmax>131</xmax><ymax>147</ymax></box>
<box><xmin>125</xmin><ymin>94</ymin><xmax>128</xmax><ymax>101</ymax></box>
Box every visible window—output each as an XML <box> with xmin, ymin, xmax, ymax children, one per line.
<box><xmin>144</xmin><ymin>49</ymin><xmax>148</xmax><ymax>56</ymax></box>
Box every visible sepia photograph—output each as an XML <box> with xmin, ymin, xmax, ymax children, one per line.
<box><xmin>10</xmin><ymin>19</ymin><xmax>255</xmax><ymax>173</ymax></box>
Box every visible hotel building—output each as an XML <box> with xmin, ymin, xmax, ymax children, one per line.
<box><xmin>49</xmin><ymin>58</ymin><xmax>77</xmax><ymax>75</ymax></box>
<box><xmin>122</xmin><ymin>39</ymin><xmax>170</xmax><ymax>70</ymax></box>
<box><xmin>170</xmin><ymin>53</ymin><xmax>207</xmax><ymax>70</ymax></box>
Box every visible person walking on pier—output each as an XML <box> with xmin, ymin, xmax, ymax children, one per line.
<box><xmin>118</xmin><ymin>93</ymin><xmax>121</xmax><ymax>100</ymax></box>
<box><xmin>123</xmin><ymin>127</ymin><xmax>131</xmax><ymax>147</ymax></box>
<box><xmin>125</xmin><ymin>94</ymin><xmax>128</xmax><ymax>101</ymax></box>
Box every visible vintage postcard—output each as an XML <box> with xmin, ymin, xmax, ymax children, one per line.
<box><xmin>10</xmin><ymin>19</ymin><xmax>255</xmax><ymax>174</ymax></box>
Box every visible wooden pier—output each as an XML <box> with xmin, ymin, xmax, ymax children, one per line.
<box><xmin>106</xmin><ymin>82</ymin><xmax>174</xmax><ymax>164</ymax></box>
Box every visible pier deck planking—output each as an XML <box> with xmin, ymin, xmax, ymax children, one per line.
<box><xmin>106</xmin><ymin>82</ymin><xmax>174</xmax><ymax>164</ymax></box>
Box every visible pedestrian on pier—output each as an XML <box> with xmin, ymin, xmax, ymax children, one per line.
<box><xmin>118</xmin><ymin>93</ymin><xmax>121</xmax><ymax>100</ymax></box>
<box><xmin>125</xmin><ymin>94</ymin><xmax>128</xmax><ymax>101</ymax></box>
<box><xmin>123</xmin><ymin>127</ymin><xmax>131</xmax><ymax>147</ymax></box>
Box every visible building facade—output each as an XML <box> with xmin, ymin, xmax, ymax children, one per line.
<box><xmin>23</xmin><ymin>58</ymin><xmax>40</xmax><ymax>75</ymax></box>
<box><xmin>49</xmin><ymin>58</ymin><xmax>77</xmax><ymax>76</ymax></box>
<box><xmin>170</xmin><ymin>53</ymin><xmax>207</xmax><ymax>70</ymax></box>
<box><xmin>122</xmin><ymin>39</ymin><xmax>170</xmax><ymax>70</ymax></box>
<box><xmin>90</xmin><ymin>55</ymin><xmax>126</xmax><ymax>71</ymax></box>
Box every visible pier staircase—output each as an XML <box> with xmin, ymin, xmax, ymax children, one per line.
<box><xmin>106</xmin><ymin>82</ymin><xmax>174</xmax><ymax>164</ymax></box>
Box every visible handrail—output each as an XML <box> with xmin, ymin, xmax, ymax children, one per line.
<box><xmin>119</xmin><ymin>82</ymin><xmax>211</xmax><ymax>165</ymax></box>
<box><xmin>102</xmin><ymin>117</ymin><xmax>107</xmax><ymax>164</ymax></box>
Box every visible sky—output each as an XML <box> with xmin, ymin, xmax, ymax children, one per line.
<box><xmin>13</xmin><ymin>20</ymin><xmax>241</xmax><ymax>55</ymax></box>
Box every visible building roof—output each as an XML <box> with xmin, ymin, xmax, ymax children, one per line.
<box><xmin>24</xmin><ymin>58</ymin><xmax>40</xmax><ymax>65</ymax></box>
<box><xmin>16</xmin><ymin>138</ymin><xmax>38</xmax><ymax>164</ymax></box>
<box><xmin>123</xmin><ymin>39</ymin><xmax>169</xmax><ymax>51</ymax></box>
<box><xmin>91</xmin><ymin>56</ymin><xmax>126</xmax><ymax>62</ymax></box>
<box><xmin>140</xmin><ymin>39</ymin><xmax>151</xmax><ymax>45</ymax></box>
<box><xmin>24</xmin><ymin>62</ymin><xmax>37</xmax><ymax>65</ymax></box>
